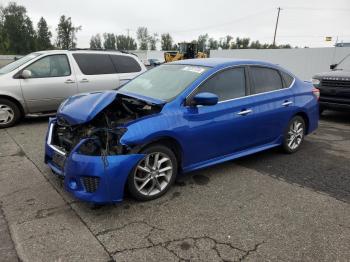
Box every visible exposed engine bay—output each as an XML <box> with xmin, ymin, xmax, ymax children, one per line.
<box><xmin>52</xmin><ymin>94</ymin><xmax>163</xmax><ymax>156</ymax></box>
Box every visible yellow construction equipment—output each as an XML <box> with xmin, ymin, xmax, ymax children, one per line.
<box><xmin>164</xmin><ymin>42</ymin><xmax>207</xmax><ymax>62</ymax></box>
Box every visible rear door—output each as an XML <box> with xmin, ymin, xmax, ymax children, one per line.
<box><xmin>72</xmin><ymin>53</ymin><xmax>120</xmax><ymax>93</ymax></box>
<box><xmin>20</xmin><ymin>54</ymin><xmax>78</xmax><ymax>113</ymax></box>
<box><xmin>247</xmin><ymin>66</ymin><xmax>295</xmax><ymax>145</ymax></box>
<box><xmin>109</xmin><ymin>54</ymin><xmax>144</xmax><ymax>87</ymax></box>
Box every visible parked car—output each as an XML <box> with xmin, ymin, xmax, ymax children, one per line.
<box><xmin>0</xmin><ymin>49</ymin><xmax>146</xmax><ymax>128</ymax></box>
<box><xmin>45</xmin><ymin>58</ymin><xmax>319</xmax><ymax>204</ymax></box>
<box><xmin>144</xmin><ymin>58</ymin><xmax>162</xmax><ymax>69</ymax></box>
<box><xmin>312</xmin><ymin>54</ymin><xmax>350</xmax><ymax>113</ymax></box>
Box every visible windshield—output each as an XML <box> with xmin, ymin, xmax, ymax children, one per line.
<box><xmin>120</xmin><ymin>64</ymin><xmax>209</xmax><ymax>101</ymax></box>
<box><xmin>335</xmin><ymin>55</ymin><xmax>350</xmax><ymax>71</ymax></box>
<box><xmin>0</xmin><ymin>53</ymin><xmax>41</xmax><ymax>75</ymax></box>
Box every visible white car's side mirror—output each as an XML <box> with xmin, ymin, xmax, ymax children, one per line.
<box><xmin>21</xmin><ymin>70</ymin><xmax>32</xmax><ymax>79</ymax></box>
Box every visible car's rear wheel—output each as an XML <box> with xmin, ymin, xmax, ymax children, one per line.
<box><xmin>128</xmin><ymin>144</ymin><xmax>177</xmax><ymax>201</ymax></box>
<box><xmin>282</xmin><ymin>116</ymin><xmax>305</xmax><ymax>154</ymax></box>
<box><xmin>0</xmin><ymin>98</ymin><xmax>21</xmax><ymax>128</ymax></box>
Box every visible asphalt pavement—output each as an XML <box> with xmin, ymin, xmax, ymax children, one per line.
<box><xmin>0</xmin><ymin>111</ymin><xmax>349</xmax><ymax>262</ymax></box>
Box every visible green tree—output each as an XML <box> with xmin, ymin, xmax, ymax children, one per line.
<box><xmin>103</xmin><ymin>33</ymin><xmax>116</xmax><ymax>49</ymax></box>
<box><xmin>0</xmin><ymin>5</ymin><xmax>9</xmax><ymax>53</ymax></box>
<box><xmin>208</xmin><ymin>38</ymin><xmax>218</xmax><ymax>50</ymax></box>
<box><xmin>219</xmin><ymin>35</ymin><xmax>233</xmax><ymax>49</ymax></box>
<box><xmin>90</xmin><ymin>34</ymin><xmax>102</xmax><ymax>49</ymax></box>
<box><xmin>56</xmin><ymin>15</ymin><xmax>81</xmax><ymax>49</ymax></box>
<box><xmin>161</xmin><ymin>33</ymin><xmax>173</xmax><ymax>50</ymax></box>
<box><xmin>249</xmin><ymin>40</ymin><xmax>261</xmax><ymax>49</ymax></box>
<box><xmin>197</xmin><ymin>34</ymin><xmax>209</xmax><ymax>52</ymax></box>
<box><xmin>235</xmin><ymin>37</ymin><xmax>250</xmax><ymax>49</ymax></box>
<box><xmin>116</xmin><ymin>35</ymin><xmax>137</xmax><ymax>50</ymax></box>
<box><xmin>36</xmin><ymin>17</ymin><xmax>52</xmax><ymax>50</ymax></box>
<box><xmin>149</xmin><ymin>33</ymin><xmax>158</xmax><ymax>50</ymax></box>
<box><xmin>2</xmin><ymin>2</ymin><xmax>37</xmax><ymax>54</ymax></box>
<box><xmin>136</xmin><ymin>27</ymin><xmax>149</xmax><ymax>50</ymax></box>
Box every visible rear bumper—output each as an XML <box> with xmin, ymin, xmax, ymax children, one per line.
<box><xmin>44</xmin><ymin>118</ymin><xmax>144</xmax><ymax>204</ymax></box>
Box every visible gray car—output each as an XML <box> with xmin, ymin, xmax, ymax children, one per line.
<box><xmin>0</xmin><ymin>50</ymin><xmax>146</xmax><ymax>128</ymax></box>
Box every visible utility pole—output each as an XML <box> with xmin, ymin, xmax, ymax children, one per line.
<box><xmin>273</xmin><ymin>7</ymin><xmax>282</xmax><ymax>47</ymax></box>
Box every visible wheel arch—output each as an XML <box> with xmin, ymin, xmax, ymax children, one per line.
<box><xmin>137</xmin><ymin>136</ymin><xmax>184</xmax><ymax>171</ymax></box>
<box><xmin>0</xmin><ymin>95</ymin><xmax>25</xmax><ymax>117</ymax></box>
<box><xmin>294</xmin><ymin>111</ymin><xmax>310</xmax><ymax>134</ymax></box>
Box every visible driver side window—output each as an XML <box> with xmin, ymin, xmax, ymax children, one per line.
<box><xmin>198</xmin><ymin>67</ymin><xmax>246</xmax><ymax>102</ymax></box>
<box><xmin>25</xmin><ymin>55</ymin><xmax>71</xmax><ymax>78</ymax></box>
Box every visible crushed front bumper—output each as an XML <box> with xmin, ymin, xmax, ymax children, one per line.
<box><xmin>44</xmin><ymin>118</ymin><xmax>144</xmax><ymax>204</ymax></box>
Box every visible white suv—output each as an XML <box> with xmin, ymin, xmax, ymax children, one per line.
<box><xmin>0</xmin><ymin>49</ymin><xmax>146</xmax><ymax>127</ymax></box>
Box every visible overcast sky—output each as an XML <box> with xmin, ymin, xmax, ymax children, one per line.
<box><xmin>1</xmin><ymin>0</ymin><xmax>350</xmax><ymax>48</ymax></box>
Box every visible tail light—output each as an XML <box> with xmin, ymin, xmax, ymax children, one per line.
<box><xmin>312</xmin><ymin>87</ymin><xmax>320</xmax><ymax>100</ymax></box>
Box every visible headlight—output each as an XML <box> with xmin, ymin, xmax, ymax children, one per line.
<box><xmin>311</xmin><ymin>78</ymin><xmax>321</xmax><ymax>86</ymax></box>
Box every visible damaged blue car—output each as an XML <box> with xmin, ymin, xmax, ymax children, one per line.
<box><xmin>45</xmin><ymin>58</ymin><xmax>319</xmax><ymax>203</ymax></box>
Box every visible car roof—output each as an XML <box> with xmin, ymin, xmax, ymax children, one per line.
<box><xmin>169</xmin><ymin>58</ymin><xmax>278</xmax><ymax>68</ymax></box>
<box><xmin>34</xmin><ymin>49</ymin><xmax>137</xmax><ymax>57</ymax></box>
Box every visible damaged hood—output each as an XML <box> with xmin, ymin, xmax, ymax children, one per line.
<box><xmin>57</xmin><ymin>90</ymin><xmax>165</xmax><ymax>125</ymax></box>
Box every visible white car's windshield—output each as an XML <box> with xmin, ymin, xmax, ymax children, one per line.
<box><xmin>0</xmin><ymin>53</ymin><xmax>41</xmax><ymax>75</ymax></box>
<box><xmin>120</xmin><ymin>64</ymin><xmax>209</xmax><ymax>101</ymax></box>
<box><xmin>335</xmin><ymin>55</ymin><xmax>350</xmax><ymax>71</ymax></box>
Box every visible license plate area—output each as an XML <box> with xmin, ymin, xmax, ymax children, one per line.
<box><xmin>52</xmin><ymin>152</ymin><xmax>66</xmax><ymax>170</ymax></box>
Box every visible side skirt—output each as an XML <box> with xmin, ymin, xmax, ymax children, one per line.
<box><xmin>183</xmin><ymin>138</ymin><xmax>282</xmax><ymax>173</ymax></box>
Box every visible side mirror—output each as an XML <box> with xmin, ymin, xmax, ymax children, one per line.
<box><xmin>21</xmin><ymin>69</ymin><xmax>32</xmax><ymax>79</ymax></box>
<box><xmin>191</xmin><ymin>92</ymin><xmax>218</xmax><ymax>106</ymax></box>
<box><xmin>330</xmin><ymin>64</ymin><xmax>337</xmax><ymax>70</ymax></box>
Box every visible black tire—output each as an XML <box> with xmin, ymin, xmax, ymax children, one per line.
<box><xmin>127</xmin><ymin>144</ymin><xmax>177</xmax><ymax>201</ymax></box>
<box><xmin>0</xmin><ymin>98</ymin><xmax>21</xmax><ymax>128</ymax></box>
<box><xmin>282</xmin><ymin>116</ymin><xmax>306</xmax><ymax>154</ymax></box>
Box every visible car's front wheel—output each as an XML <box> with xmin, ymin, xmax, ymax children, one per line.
<box><xmin>282</xmin><ymin>116</ymin><xmax>305</xmax><ymax>154</ymax></box>
<box><xmin>128</xmin><ymin>144</ymin><xmax>177</xmax><ymax>201</ymax></box>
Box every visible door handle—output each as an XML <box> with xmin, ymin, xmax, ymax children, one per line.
<box><xmin>237</xmin><ymin>109</ymin><xmax>252</xmax><ymax>116</ymax></box>
<box><xmin>64</xmin><ymin>79</ymin><xmax>75</xmax><ymax>84</ymax></box>
<box><xmin>80</xmin><ymin>78</ymin><xmax>89</xmax><ymax>83</ymax></box>
<box><xmin>282</xmin><ymin>101</ymin><xmax>293</xmax><ymax>106</ymax></box>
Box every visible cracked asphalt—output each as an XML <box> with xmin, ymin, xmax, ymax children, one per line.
<box><xmin>0</xmin><ymin>110</ymin><xmax>350</xmax><ymax>261</ymax></box>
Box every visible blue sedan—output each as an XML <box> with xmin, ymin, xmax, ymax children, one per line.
<box><xmin>44</xmin><ymin>58</ymin><xmax>319</xmax><ymax>203</ymax></box>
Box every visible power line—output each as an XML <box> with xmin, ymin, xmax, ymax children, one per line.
<box><xmin>284</xmin><ymin>6</ymin><xmax>350</xmax><ymax>12</ymax></box>
<box><xmin>171</xmin><ymin>8</ymin><xmax>274</xmax><ymax>34</ymax></box>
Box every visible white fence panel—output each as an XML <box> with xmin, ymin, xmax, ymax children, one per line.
<box><xmin>210</xmin><ymin>47</ymin><xmax>350</xmax><ymax>80</ymax></box>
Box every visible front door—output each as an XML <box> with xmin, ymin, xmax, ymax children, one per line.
<box><xmin>20</xmin><ymin>54</ymin><xmax>77</xmax><ymax>113</ymax></box>
<box><xmin>181</xmin><ymin>67</ymin><xmax>256</xmax><ymax>166</ymax></box>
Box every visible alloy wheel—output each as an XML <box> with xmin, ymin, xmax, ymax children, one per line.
<box><xmin>0</xmin><ymin>104</ymin><xmax>15</xmax><ymax>125</ymax></box>
<box><xmin>134</xmin><ymin>152</ymin><xmax>173</xmax><ymax>196</ymax></box>
<box><xmin>287</xmin><ymin>119</ymin><xmax>304</xmax><ymax>150</ymax></box>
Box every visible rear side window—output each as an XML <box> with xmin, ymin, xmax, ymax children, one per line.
<box><xmin>250</xmin><ymin>67</ymin><xmax>283</xmax><ymax>94</ymax></box>
<box><xmin>281</xmin><ymin>71</ymin><xmax>294</xmax><ymax>87</ymax></box>
<box><xmin>73</xmin><ymin>54</ymin><xmax>116</xmax><ymax>75</ymax></box>
<box><xmin>198</xmin><ymin>67</ymin><xmax>246</xmax><ymax>101</ymax></box>
<box><xmin>110</xmin><ymin>55</ymin><xmax>142</xmax><ymax>73</ymax></box>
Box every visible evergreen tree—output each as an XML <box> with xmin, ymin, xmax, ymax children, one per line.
<box><xmin>90</xmin><ymin>34</ymin><xmax>102</xmax><ymax>49</ymax></box>
<box><xmin>116</xmin><ymin>35</ymin><xmax>137</xmax><ymax>50</ymax></box>
<box><xmin>36</xmin><ymin>17</ymin><xmax>52</xmax><ymax>50</ymax></box>
<box><xmin>2</xmin><ymin>2</ymin><xmax>37</xmax><ymax>54</ymax></box>
<box><xmin>103</xmin><ymin>33</ymin><xmax>116</xmax><ymax>49</ymax></box>
<box><xmin>56</xmin><ymin>15</ymin><xmax>81</xmax><ymax>49</ymax></box>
